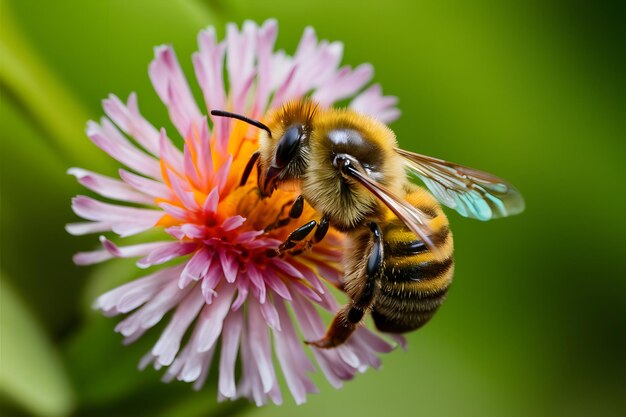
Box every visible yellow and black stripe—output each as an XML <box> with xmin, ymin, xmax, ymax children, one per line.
<box><xmin>372</xmin><ymin>185</ymin><xmax>454</xmax><ymax>333</ymax></box>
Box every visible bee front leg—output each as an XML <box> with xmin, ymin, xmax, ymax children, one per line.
<box><xmin>306</xmin><ymin>222</ymin><xmax>384</xmax><ymax>348</ymax></box>
<box><xmin>268</xmin><ymin>212</ymin><xmax>331</xmax><ymax>258</ymax></box>
<box><xmin>285</xmin><ymin>213</ymin><xmax>330</xmax><ymax>256</ymax></box>
<box><xmin>239</xmin><ymin>151</ymin><xmax>260</xmax><ymax>186</ymax></box>
<box><xmin>264</xmin><ymin>195</ymin><xmax>304</xmax><ymax>232</ymax></box>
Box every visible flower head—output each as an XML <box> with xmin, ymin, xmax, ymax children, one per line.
<box><xmin>69</xmin><ymin>19</ymin><xmax>403</xmax><ymax>405</ymax></box>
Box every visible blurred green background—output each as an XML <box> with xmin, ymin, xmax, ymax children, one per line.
<box><xmin>1</xmin><ymin>0</ymin><xmax>625</xmax><ymax>416</ymax></box>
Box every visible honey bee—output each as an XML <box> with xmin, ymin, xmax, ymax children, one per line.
<box><xmin>211</xmin><ymin>100</ymin><xmax>524</xmax><ymax>348</ymax></box>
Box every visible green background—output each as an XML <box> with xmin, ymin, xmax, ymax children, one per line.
<box><xmin>1</xmin><ymin>1</ymin><xmax>625</xmax><ymax>416</ymax></box>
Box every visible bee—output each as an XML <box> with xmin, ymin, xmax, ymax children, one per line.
<box><xmin>211</xmin><ymin>100</ymin><xmax>524</xmax><ymax>348</ymax></box>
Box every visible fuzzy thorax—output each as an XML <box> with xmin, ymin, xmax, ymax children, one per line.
<box><xmin>301</xmin><ymin>108</ymin><xmax>405</xmax><ymax>231</ymax></box>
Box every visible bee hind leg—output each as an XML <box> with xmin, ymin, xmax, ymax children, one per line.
<box><xmin>306</xmin><ymin>222</ymin><xmax>383</xmax><ymax>348</ymax></box>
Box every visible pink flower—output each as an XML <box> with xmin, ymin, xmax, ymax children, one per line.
<box><xmin>68</xmin><ymin>19</ymin><xmax>403</xmax><ymax>405</ymax></box>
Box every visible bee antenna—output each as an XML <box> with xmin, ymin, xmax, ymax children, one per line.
<box><xmin>210</xmin><ymin>110</ymin><xmax>272</xmax><ymax>138</ymax></box>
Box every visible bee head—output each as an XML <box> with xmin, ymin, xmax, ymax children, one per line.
<box><xmin>256</xmin><ymin>100</ymin><xmax>318</xmax><ymax>196</ymax></box>
<box><xmin>211</xmin><ymin>101</ymin><xmax>316</xmax><ymax>197</ymax></box>
<box><xmin>257</xmin><ymin>122</ymin><xmax>311</xmax><ymax>196</ymax></box>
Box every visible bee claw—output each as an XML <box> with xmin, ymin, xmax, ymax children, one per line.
<box><xmin>304</xmin><ymin>337</ymin><xmax>335</xmax><ymax>349</ymax></box>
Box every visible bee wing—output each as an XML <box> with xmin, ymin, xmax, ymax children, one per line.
<box><xmin>341</xmin><ymin>162</ymin><xmax>442</xmax><ymax>255</ymax></box>
<box><xmin>396</xmin><ymin>148</ymin><xmax>525</xmax><ymax>221</ymax></box>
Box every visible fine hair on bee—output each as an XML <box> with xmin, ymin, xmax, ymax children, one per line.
<box><xmin>210</xmin><ymin>99</ymin><xmax>524</xmax><ymax>348</ymax></box>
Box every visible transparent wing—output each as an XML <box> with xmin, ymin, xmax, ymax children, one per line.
<box><xmin>340</xmin><ymin>161</ymin><xmax>443</xmax><ymax>256</ymax></box>
<box><xmin>396</xmin><ymin>148</ymin><xmax>525</xmax><ymax>221</ymax></box>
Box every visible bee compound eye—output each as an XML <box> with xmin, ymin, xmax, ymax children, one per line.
<box><xmin>275</xmin><ymin>125</ymin><xmax>303</xmax><ymax>168</ymax></box>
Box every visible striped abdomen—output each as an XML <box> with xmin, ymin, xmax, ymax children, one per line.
<box><xmin>372</xmin><ymin>185</ymin><xmax>454</xmax><ymax>333</ymax></box>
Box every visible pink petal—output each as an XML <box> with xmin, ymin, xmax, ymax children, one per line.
<box><xmin>86</xmin><ymin>119</ymin><xmax>161</xmax><ymax>178</ymax></box>
<box><xmin>390</xmin><ymin>334</ymin><xmax>408</xmax><ymax>350</ymax></box>
<box><xmin>378</xmin><ymin>107</ymin><xmax>402</xmax><ymax>123</ymax></box>
<box><xmin>100</xmin><ymin>237</ymin><xmax>171</xmax><ymax>259</ymax></box>
<box><xmin>353</xmin><ymin>326</ymin><xmax>395</xmax><ymax>353</ymax></box>
<box><xmin>221</xmin><ymin>215</ymin><xmax>246</xmax><ymax>231</ymax></box>
<box><xmin>183</xmin><ymin>142</ymin><xmax>202</xmax><ymax>191</ymax></box>
<box><xmin>234</xmin><ymin>230</ymin><xmax>264</xmax><ymax>244</ymax></box>
<box><xmin>245</xmin><ymin>265</ymin><xmax>266</xmax><ymax>304</ymax></box>
<box><xmin>200</xmin><ymin>260</ymin><xmax>224</xmax><ymax>304</ymax></box>
<box><xmin>291</xmin><ymin>293</ymin><xmax>356</xmax><ymax>385</ymax></box>
<box><xmin>213</xmin><ymin>155</ymin><xmax>232</xmax><ymax>194</ymax></box>
<box><xmin>102</xmin><ymin>93</ymin><xmax>161</xmax><ymax>156</ymax></box>
<box><xmin>184</xmin><ymin>224</ymin><xmax>207</xmax><ymax>238</ymax></box>
<box><xmin>137</xmin><ymin>241</ymin><xmax>197</xmax><ymax>268</ymax></box>
<box><xmin>226</xmin><ymin>21</ymin><xmax>257</xmax><ymax>113</ymax></box>
<box><xmin>315</xmin><ymin>261</ymin><xmax>344</xmax><ymax>287</ymax></box>
<box><xmin>114</xmin><ymin>278</ymin><xmax>192</xmax><ymax>337</ymax></box>
<box><xmin>157</xmin><ymin>202</ymin><xmax>189</xmax><ymax>222</ymax></box>
<box><xmin>335</xmin><ymin>345</ymin><xmax>360</xmax><ymax>369</ymax></box>
<box><xmin>265</xmin><ymin>268</ymin><xmax>293</xmax><ymax>301</ymax></box>
<box><xmin>165</xmin><ymin>168</ymin><xmax>199</xmax><ymax>212</ymax></box>
<box><xmin>202</xmin><ymin>186</ymin><xmax>220</xmax><ymax>215</ymax></box>
<box><xmin>195</xmin><ymin>284</ymin><xmax>237</xmax><ymax>352</ymax></box>
<box><xmin>218</xmin><ymin>307</ymin><xmax>243</xmax><ymax>399</ymax></box>
<box><xmin>230</xmin><ymin>282</ymin><xmax>249</xmax><ymax>311</ymax></box>
<box><xmin>252</xmin><ymin>19</ymin><xmax>278</xmax><ymax>116</ymax></box>
<box><xmin>112</xmin><ymin>223</ymin><xmax>159</xmax><ymax>238</ymax></box>
<box><xmin>288</xmin><ymin>279</ymin><xmax>322</xmax><ymax>303</ymax></box>
<box><xmin>269</xmin><ymin>63</ymin><xmax>297</xmax><ymax>109</ymax></box>
<box><xmin>69</xmin><ymin>168</ymin><xmax>154</xmax><ymax>205</ymax></box>
<box><xmin>269</xmin><ymin>50</ymin><xmax>294</xmax><ymax>92</ymax></box>
<box><xmin>72</xmin><ymin>196</ymin><xmax>163</xmax><ymax>231</ymax></box>
<box><xmin>149</xmin><ymin>45</ymin><xmax>203</xmax><ymax>138</ymax></box>
<box><xmin>195</xmin><ymin>117</ymin><xmax>213</xmax><ymax>189</ymax></box>
<box><xmin>289</xmin><ymin>259</ymin><xmax>326</xmax><ymax>293</ymax></box>
<box><xmin>179</xmin><ymin>248</ymin><xmax>212</xmax><ymax>288</ymax></box>
<box><xmin>219</xmin><ymin>250</ymin><xmax>239</xmax><ymax>283</ymax></box>
<box><xmin>271</xmin><ymin>257</ymin><xmax>305</xmax><ymax>279</ymax></box>
<box><xmin>194</xmin><ymin>27</ymin><xmax>227</xmax><ymax>113</ymax></box>
<box><xmin>164</xmin><ymin>308</ymin><xmax>218</xmax><ymax>385</ymax></box>
<box><xmin>242</xmin><ymin>236</ymin><xmax>281</xmax><ymax>250</ymax></box>
<box><xmin>201</xmin><ymin>276</ymin><xmax>217</xmax><ymax>304</ymax></box>
<box><xmin>119</xmin><ymin>169</ymin><xmax>172</xmax><ymax>200</ymax></box>
<box><xmin>248</xmin><ymin>300</ymin><xmax>279</xmax><ymax>394</ymax></box>
<box><xmin>94</xmin><ymin>264</ymin><xmax>184</xmax><ymax>315</ymax></box>
<box><xmin>73</xmin><ymin>249</ymin><xmax>111</xmax><ymax>265</ymax></box>
<box><xmin>312</xmin><ymin>63</ymin><xmax>373</xmax><ymax>107</ymax></box>
<box><xmin>272</xmin><ymin>298</ymin><xmax>317</xmax><ymax>404</ymax></box>
<box><xmin>158</xmin><ymin>128</ymin><xmax>184</xmax><ymax>174</ymax></box>
<box><xmin>191</xmin><ymin>351</ymin><xmax>215</xmax><ymax>390</ymax></box>
<box><xmin>65</xmin><ymin>221</ymin><xmax>113</xmax><ymax>236</ymax></box>
<box><xmin>182</xmin><ymin>343</ymin><xmax>216</xmax><ymax>385</ymax></box>
<box><xmin>349</xmin><ymin>83</ymin><xmax>400</xmax><ymax>123</ymax></box>
<box><xmin>152</xmin><ymin>289</ymin><xmax>205</xmax><ymax>366</ymax></box>
<box><xmin>259</xmin><ymin>299</ymin><xmax>281</xmax><ymax>331</ymax></box>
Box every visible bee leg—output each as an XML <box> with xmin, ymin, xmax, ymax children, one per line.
<box><xmin>286</xmin><ymin>213</ymin><xmax>330</xmax><ymax>256</ymax></box>
<box><xmin>312</xmin><ymin>214</ymin><xmax>330</xmax><ymax>243</ymax></box>
<box><xmin>288</xmin><ymin>195</ymin><xmax>305</xmax><ymax>219</ymax></box>
<box><xmin>239</xmin><ymin>151</ymin><xmax>260</xmax><ymax>186</ymax></box>
<box><xmin>264</xmin><ymin>195</ymin><xmax>304</xmax><ymax>232</ymax></box>
<box><xmin>267</xmin><ymin>219</ymin><xmax>317</xmax><ymax>257</ymax></box>
<box><xmin>307</xmin><ymin>222</ymin><xmax>384</xmax><ymax>348</ymax></box>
